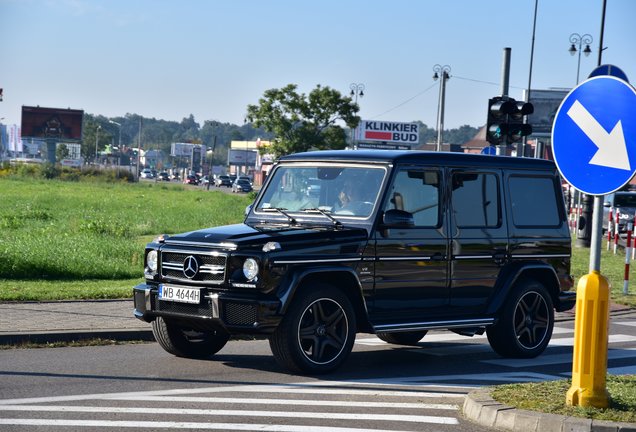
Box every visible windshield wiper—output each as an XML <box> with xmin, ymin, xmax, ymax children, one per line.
<box><xmin>260</xmin><ymin>207</ymin><xmax>297</xmax><ymax>225</ymax></box>
<box><xmin>300</xmin><ymin>208</ymin><xmax>344</xmax><ymax>229</ymax></box>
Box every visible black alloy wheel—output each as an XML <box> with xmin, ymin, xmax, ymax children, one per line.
<box><xmin>487</xmin><ymin>279</ymin><xmax>554</xmax><ymax>358</ymax></box>
<box><xmin>269</xmin><ymin>283</ymin><xmax>356</xmax><ymax>374</ymax></box>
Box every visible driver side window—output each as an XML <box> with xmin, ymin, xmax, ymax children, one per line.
<box><xmin>384</xmin><ymin>169</ymin><xmax>440</xmax><ymax>227</ymax></box>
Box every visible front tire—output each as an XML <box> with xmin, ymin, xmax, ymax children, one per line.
<box><xmin>269</xmin><ymin>283</ymin><xmax>356</xmax><ymax>374</ymax></box>
<box><xmin>487</xmin><ymin>279</ymin><xmax>554</xmax><ymax>358</ymax></box>
<box><xmin>152</xmin><ymin>317</ymin><xmax>229</xmax><ymax>359</ymax></box>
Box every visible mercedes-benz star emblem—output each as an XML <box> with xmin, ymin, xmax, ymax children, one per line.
<box><xmin>182</xmin><ymin>255</ymin><xmax>199</xmax><ymax>279</ymax></box>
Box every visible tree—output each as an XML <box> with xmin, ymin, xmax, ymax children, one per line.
<box><xmin>55</xmin><ymin>143</ymin><xmax>69</xmax><ymax>161</ymax></box>
<box><xmin>246</xmin><ymin>84</ymin><xmax>360</xmax><ymax>158</ymax></box>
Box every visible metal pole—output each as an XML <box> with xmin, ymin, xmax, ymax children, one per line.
<box><xmin>95</xmin><ymin>125</ymin><xmax>100</xmax><ymax>164</ymax></box>
<box><xmin>433</xmin><ymin>65</ymin><xmax>451</xmax><ymax>152</ymax></box>
<box><xmin>436</xmin><ymin>73</ymin><xmax>447</xmax><ymax>151</ymax></box>
<box><xmin>521</xmin><ymin>0</ymin><xmax>539</xmax><ymax>158</ymax></box>
<box><xmin>501</xmin><ymin>48</ymin><xmax>511</xmax><ymax>97</ymax></box>
<box><xmin>136</xmin><ymin>117</ymin><xmax>141</xmax><ymax>179</ymax></box>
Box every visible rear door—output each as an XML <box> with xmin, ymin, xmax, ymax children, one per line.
<box><xmin>448</xmin><ymin>169</ymin><xmax>508</xmax><ymax>315</ymax></box>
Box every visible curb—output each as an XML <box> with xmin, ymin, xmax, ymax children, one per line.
<box><xmin>463</xmin><ymin>388</ymin><xmax>636</xmax><ymax>432</ymax></box>
<box><xmin>0</xmin><ymin>329</ymin><xmax>154</xmax><ymax>345</ymax></box>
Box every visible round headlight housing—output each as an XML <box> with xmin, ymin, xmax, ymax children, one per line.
<box><xmin>243</xmin><ymin>258</ymin><xmax>259</xmax><ymax>281</ymax></box>
<box><xmin>147</xmin><ymin>250</ymin><xmax>158</xmax><ymax>272</ymax></box>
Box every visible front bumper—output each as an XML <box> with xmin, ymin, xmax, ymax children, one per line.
<box><xmin>133</xmin><ymin>283</ymin><xmax>281</xmax><ymax>334</ymax></box>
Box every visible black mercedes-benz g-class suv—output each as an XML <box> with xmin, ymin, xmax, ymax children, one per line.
<box><xmin>134</xmin><ymin>150</ymin><xmax>574</xmax><ymax>374</ymax></box>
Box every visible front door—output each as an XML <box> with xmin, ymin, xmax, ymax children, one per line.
<box><xmin>371</xmin><ymin>167</ymin><xmax>449</xmax><ymax>325</ymax></box>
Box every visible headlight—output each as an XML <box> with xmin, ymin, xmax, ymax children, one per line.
<box><xmin>147</xmin><ymin>250</ymin><xmax>158</xmax><ymax>272</ymax></box>
<box><xmin>243</xmin><ymin>258</ymin><xmax>259</xmax><ymax>281</ymax></box>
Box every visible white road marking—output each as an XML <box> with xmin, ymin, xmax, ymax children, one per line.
<box><xmin>615</xmin><ymin>321</ymin><xmax>636</xmax><ymax>328</ymax></box>
<box><xmin>109</xmin><ymin>396</ymin><xmax>458</xmax><ymax>410</ymax></box>
<box><xmin>0</xmin><ymin>383</ymin><xmax>459</xmax><ymax>405</ymax></box>
<box><xmin>0</xmin><ymin>405</ymin><xmax>459</xmax><ymax>425</ymax></box>
<box><xmin>0</xmin><ymin>419</ymin><xmax>422</xmax><ymax>432</ymax></box>
<box><xmin>483</xmin><ymin>348</ymin><xmax>636</xmax><ymax>368</ymax></box>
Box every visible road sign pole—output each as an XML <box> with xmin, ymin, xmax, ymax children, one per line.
<box><xmin>567</xmin><ymin>196</ymin><xmax>610</xmax><ymax>408</ymax></box>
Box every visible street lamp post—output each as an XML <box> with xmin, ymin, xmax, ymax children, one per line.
<box><xmin>109</xmin><ymin>120</ymin><xmax>121</xmax><ymax>149</ymax></box>
<box><xmin>433</xmin><ymin>64</ymin><xmax>451</xmax><ymax>152</ymax></box>
<box><xmin>95</xmin><ymin>125</ymin><xmax>101</xmax><ymax>164</ymax></box>
<box><xmin>569</xmin><ymin>33</ymin><xmax>593</xmax><ymax>85</ymax></box>
<box><xmin>349</xmin><ymin>83</ymin><xmax>365</xmax><ymax>148</ymax></box>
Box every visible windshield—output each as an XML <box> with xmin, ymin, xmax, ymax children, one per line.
<box><xmin>256</xmin><ymin>164</ymin><xmax>386</xmax><ymax>218</ymax></box>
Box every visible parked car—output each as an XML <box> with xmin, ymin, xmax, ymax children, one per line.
<box><xmin>603</xmin><ymin>191</ymin><xmax>636</xmax><ymax>234</ymax></box>
<box><xmin>158</xmin><ymin>172</ymin><xmax>170</xmax><ymax>181</ymax></box>
<box><xmin>215</xmin><ymin>175</ymin><xmax>232</xmax><ymax>187</ymax></box>
<box><xmin>184</xmin><ymin>174</ymin><xmax>199</xmax><ymax>185</ymax></box>
<box><xmin>140</xmin><ymin>168</ymin><xmax>154</xmax><ymax>179</ymax></box>
<box><xmin>134</xmin><ymin>150</ymin><xmax>574</xmax><ymax>374</ymax></box>
<box><xmin>232</xmin><ymin>178</ymin><xmax>253</xmax><ymax>193</ymax></box>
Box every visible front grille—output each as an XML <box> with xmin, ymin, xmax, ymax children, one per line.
<box><xmin>160</xmin><ymin>249</ymin><xmax>226</xmax><ymax>285</ymax></box>
<box><xmin>223</xmin><ymin>302</ymin><xmax>257</xmax><ymax>326</ymax></box>
<box><xmin>155</xmin><ymin>296</ymin><xmax>217</xmax><ymax>318</ymax></box>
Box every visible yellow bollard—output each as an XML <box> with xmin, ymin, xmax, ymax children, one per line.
<box><xmin>566</xmin><ymin>270</ymin><xmax>610</xmax><ymax>408</ymax></box>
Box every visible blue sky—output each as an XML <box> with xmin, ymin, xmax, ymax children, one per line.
<box><xmin>1</xmin><ymin>0</ymin><xmax>635</xmax><ymax>130</ymax></box>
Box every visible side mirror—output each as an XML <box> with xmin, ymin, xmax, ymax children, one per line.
<box><xmin>244</xmin><ymin>204</ymin><xmax>253</xmax><ymax>216</ymax></box>
<box><xmin>603</xmin><ymin>202</ymin><xmax>611</xmax><ymax>208</ymax></box>
<box><xmin>382</xmin><ymin>209</ymin><xmax>414</xmax><ymax>228</ymax></box>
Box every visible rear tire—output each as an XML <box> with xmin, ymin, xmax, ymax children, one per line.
<box><xmin>487</xmin><ymin>279</ymin><xmax>554</xmax><ymax>358</ymax></box>
<box><xmin>152</xmin><ymin>317</ymin><xmax>229</xmax><ymax>359</ymax></box>
<box><xmin>269</xmin><ymin>283</ymin><xmax>356</xmax><ymax>374</ymax></box>
<box><xmin>376</xmin><ymin>331</ymin><xmax>427</xmax><ymax>346</ymax></box>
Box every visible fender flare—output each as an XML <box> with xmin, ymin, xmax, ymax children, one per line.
<box><xmin>486</xmin><ymin>262</ymin><xmax>561</xmax><ymax>315</ymax></box>
<box><xmin>277</xmin><ymin>265</ymin><xmax>369</xmax><ymax>321</ymax></box>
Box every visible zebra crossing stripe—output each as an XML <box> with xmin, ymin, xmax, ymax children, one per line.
<box><xmin>483</xmin><ymin>347</ymin><xmax>636</xmax><ymax>368</ymax></box>
<box><xmin>0</xmin><ymin>419</ymin><xmax>430</xmax><ymax>432</ymax></box>
<box><xmin>0</xmin><ymin>404</ymin><xmax>460</xmax><ymax>425</ymax></box>
<box><xmin>108</xmin><ymin>396</ymin><xmax>458</xmax><ymax>410</ymax></box>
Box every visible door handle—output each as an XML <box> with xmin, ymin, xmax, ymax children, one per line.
<box><xmin>430</xmin><ymin>253</ymin><xmax>446</xmax><ymax>261</ymax></box>
<box><xmin>493</xmin><ymin>251</ymin><xmax>508</xmax><ymax>265</ymax></box>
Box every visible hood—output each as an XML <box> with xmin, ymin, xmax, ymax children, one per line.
<box><xmin>163</xmin><ymin>223</ymin><xmax>368</xmax><ymax>250</ymax></box>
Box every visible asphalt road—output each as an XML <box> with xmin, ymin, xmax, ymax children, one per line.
<box><xmin>1</xmin><ymin>312</ymin><xmax>635</xmax><ymax>432</ymax></box>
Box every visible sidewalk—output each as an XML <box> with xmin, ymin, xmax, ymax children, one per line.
<box><xmin>0</xmin><ymin>299</ymin><xmax>154</xmax><ymax>345</ymax></box>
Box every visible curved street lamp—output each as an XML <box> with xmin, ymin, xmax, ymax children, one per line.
<box><xmin>569</xmin><ymin>33</ymin><xmax>593</xmax><ymax>85</ymax></box>
<box><xmin>433</xmin><ymin>64</ymin><xmax>451</xmax><ymax>152</ymax></box>
<box><xmin>349</xmin><ymin>83</ymin><xmax>365</xmax><ymax>148</ymax></box>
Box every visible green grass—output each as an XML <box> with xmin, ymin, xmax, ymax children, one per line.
<box><xmin>491</xmin><ymin>375</ymin><xmax>636</xmax><ymax>423</ymax></box>
<box><xmin>571</xmin><ymin>242</ymin><xmax>636</xmax><ymax>308</ymax></box>
<box><xmin>2</xmin><ymin>175</ymin><xmax>636</xmax><ymax>306</ymax></box>
<box><xmin>0</xmin><ymin>177</ymin><xmax>250</xmax><ymax>300</ymax></box>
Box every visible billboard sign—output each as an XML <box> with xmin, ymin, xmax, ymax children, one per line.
<box><xmin>524</xmin><ymin>89</ymin><xmax>569</xmax><ymax>137</ymax></box>
<box><xmin>229</xmin><ymin>149</ymin><xmax>257</xmax><ymax>166</ymax></box>
<box><xmin>171</xmin><ymin>142</ymin><xmax>194</xmax><ymax>157</ymax></box>
<box><xmin>355</xmin><ymin>120</ymin><xmax>419</xmax><ymax>144</ymax></box>
<box><xmin>21</xmin><ymin>106</ymin><xmax>83</xmax><ymax>140</ymax></box>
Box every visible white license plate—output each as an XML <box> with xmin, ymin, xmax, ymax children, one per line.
<box><xmin>158</xmin><ymin>285</ymin><xmax>201</xmax><ymax>304</ymax></box>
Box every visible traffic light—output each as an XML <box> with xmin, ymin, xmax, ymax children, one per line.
<box><xmin>0</xmin><ymin>88</ymin><xmax>3</xmax><ymax>102</ymax></box>
<box><xmin>486</xmin><ymin>97</ymin><xmax>533</xmax><ymax>145</ymax></box>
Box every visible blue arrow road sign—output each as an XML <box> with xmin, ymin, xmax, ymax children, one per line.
<box><xmin>552</xmin><ymin>75</ymin><xmax>636</xmax><ymax>195</ymax></box>
<box><xmin>481</xmin><ymin>146</ymin><xmax>496</xmax><ymax>155</ymax></box>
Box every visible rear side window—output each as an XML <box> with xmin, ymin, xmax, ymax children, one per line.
<box><xmin>509</xmin><ymin>175</ymin><xmax>561</xmax><ymax>227</ymax></box>
<box><xmin>451</xmin><ymin>172</ymin><xmax>500</xmax><ymax>228</ymax></box>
